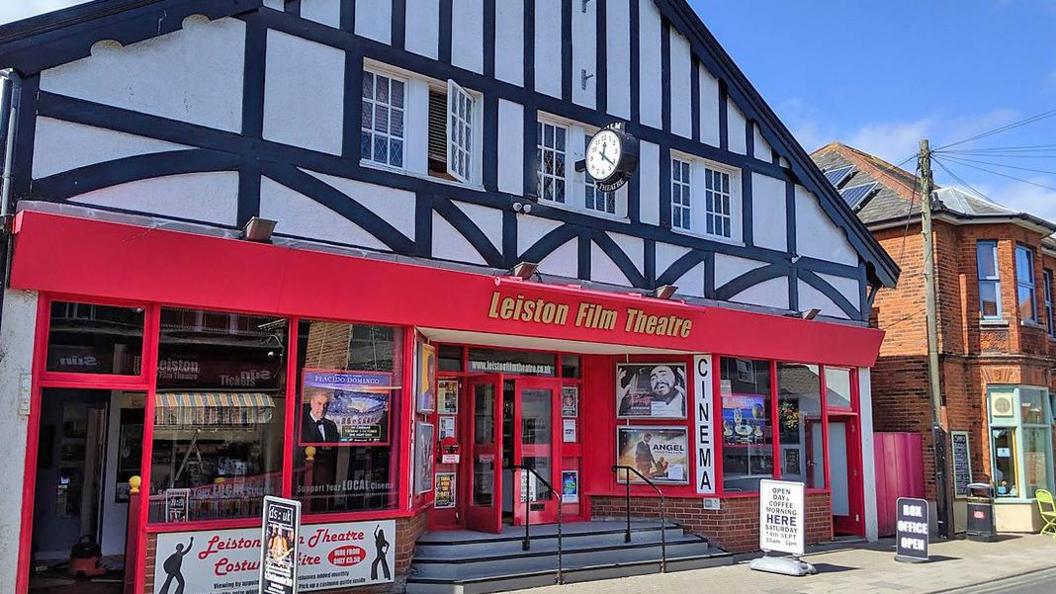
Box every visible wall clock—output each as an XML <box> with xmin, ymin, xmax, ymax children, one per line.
<box><xmin>583</xmin><ymin>122</ymin><xmax>639</xmax><ymax>193</ymax></box>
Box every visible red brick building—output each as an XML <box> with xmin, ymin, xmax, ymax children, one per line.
<box><xmin>813</xmin><ymin>142</ymin><xmax>1056</xmax><ymax>533</ymax></box>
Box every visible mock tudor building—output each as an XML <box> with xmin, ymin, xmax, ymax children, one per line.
<box><xmin>813</xmin><ymin>142</ymin><xmax>1056</xmax><ymax>535</ymax></box>
<box><xmin>0</xmin><ymin>2</ymin><xmax>899</xmax><ymax>593</ymax></box>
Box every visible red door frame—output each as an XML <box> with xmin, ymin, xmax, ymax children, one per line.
<box><xmin>511</xmin><ymin>377</ymin><xmax>563</xmax><ymax>526</ymax></box>
<box><xmin>464</xmin><ymin>374</ymin><xmax>504</xmax><ymax>533</ymax></box>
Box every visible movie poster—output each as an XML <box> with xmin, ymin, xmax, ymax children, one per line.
<box><xmin>438</xmin><ymin>379</ymin><xmax>459</xmax><ymax>414</ymax></box>
<box><xmin>561</xmin><ymin>386</ymin><xmax>578</xmax><ymax>417</ymax></box>
<box><xmin>561</xmin><ymin>471</ymin><xmax>579</xmax><ymax>503</ymax></box>
<box><xmin>721</xmin><ymin>393</ymin><xmax>769</xmax><ymax>446</ymax></box>
<box><xmin>615</xmin><ymin>426</ymin><xmax>689</xmax><ymax>484</ymax></box>
<box><xmin>418</xmin><ymin>343</ymin><xmax>437</xmax><ymax>413</ymax></box>
<box><xmin>434</xmin><ymin>472</ymin><xmax>456</xmax><ymax>509</ymax></box>
<box><xmin>616</xmin><ymin>363</ymin><xmax>687</xmax><ymax>419</ymax></box>
<box><xmin>415</xmin><ymin>422</ymin><xmax>435</xmax><ymax>495</ymax></box>
<box><xmin>300</xmin><ymin>370</ymin><xmax>393</xmax><ymax>445</ymax></box>
<box><xmin>259</xmin><ymin>496</ymin><xmax>301</xmax><ymax>594</ymax></box>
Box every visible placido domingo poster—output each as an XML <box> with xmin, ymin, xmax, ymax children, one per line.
<box><xmin>616</xmin><ymin>427</ymin><xmax>689</xmax><ymax>484</ymax></box>
<box><xmin>616</xmin><ymin>363</ymin><xmax>687</xmax><ymax>419</ymax></box>
<box><xmin>301</xmin><ymin>370</ymin><xmax>393</xmax><ymax>445</ymax></box>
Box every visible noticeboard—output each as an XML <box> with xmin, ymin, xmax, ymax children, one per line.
<box><xmin>260</xmin><ymin>496</ymin><xmax>301</xmax><ymax>594</ymax></box>
<box><xmin>758</xmin><ymin>479</ymin><xmax>805</xmax><ymax>556</ymax></box>
<box><xmin>951</xmin><ymin>431</ymin><xmax>972</xmax><ymax>498</ymax></box>
<box><xmin>895</xmin><ymin>497</ymin><xmax>929</xmax><ymax>563</ymax></box>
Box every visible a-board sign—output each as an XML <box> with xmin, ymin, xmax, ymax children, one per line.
<box><xmin>260</xmin><ymin>496</ymin><xmax>301</xmax><ymax>594</ymax></box>
<box><xmin>951</xmin><ymin>431</ymin><xmax>972</xmax><ymax>498</ymax></box>
<box><xmin>758</xmin><ymin>479</ymin><xmax>805</xmax><ymax>556</ymax></box>
<box><xmin>895</xmin><ymin>497</ymin><xmax>929</xmax><ymax>563</ymax></box>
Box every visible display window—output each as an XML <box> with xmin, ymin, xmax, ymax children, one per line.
<box><xmin>988</xmin><ymin>386</ymin><xmax>1054</xmax><ymax>499</ymax></box>
<box><xmin>45</xmin><ymin>301</ymin><xmax>145</xmax><ymax>377</ymax></box>
<box><xmin>719</xmin><ymin>358</ymin><xmax>772</xmax><ymax>492</ymax></box>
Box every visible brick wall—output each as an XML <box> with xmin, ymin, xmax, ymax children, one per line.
<box><xmin>142</xmin><ymin>510</ymin><xmax>429</xmax><ymax>594</ymax></box>
<box><xmin>589</xmin><ymin>493</ymin><xmax>832</xmax><ymax>553</ymax></box>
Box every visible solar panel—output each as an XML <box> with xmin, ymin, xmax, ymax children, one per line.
<box><xmin>824</xmin><ymin>165</ymin><xmax>854</xmax><ymax>188</ymax></box>
<box><xmin>841</xmin><ymin>183</ymin><xmax>877</xmax><ymax>208</ymax></box>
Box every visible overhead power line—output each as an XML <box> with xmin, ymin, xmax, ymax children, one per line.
<box><xmin>933</xmin><ymin>108</ymin><xmax>1056</xmax><ymax>151</ymax></box>
<box><xmin>939</xmin><ymin>156</ymin><xmax>1056</xmax><ymax>193</ymax></box>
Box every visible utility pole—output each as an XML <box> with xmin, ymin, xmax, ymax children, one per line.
<box><xmin>919</xmin><ymin>139</ymin><xmax>952</xmax><ymax>539</ymax></box>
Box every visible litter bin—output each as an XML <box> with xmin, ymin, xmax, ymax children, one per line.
<box><xmin>965</xmin><ymin>482</ymin><xmax>996</xmax><ymax>542</ymax></box>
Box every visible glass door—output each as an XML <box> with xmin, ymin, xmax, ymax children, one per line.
<box><xmin>513</xmin><ymin>378</ymin><xmax>562</xmax><ymax>526</ymax></box>
<box><xmin>465</xmin><ymin>375</ymin><xmax>503</xmax><ymax>533</ymax></box>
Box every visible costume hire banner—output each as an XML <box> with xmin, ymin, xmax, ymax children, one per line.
<box><xmin>153</xmin><ymin>520</ymin><xmax>395</xmax><ymax>594</ymax></box>
<box><xmin>616</xmin><ymin>427</ymin><xmax>689</xmax><ymax>484</ymax></box>
<box><xmin>300</xmin><ymin>370</ymin><xmax>393</xmax><ymax>445</ymax></box>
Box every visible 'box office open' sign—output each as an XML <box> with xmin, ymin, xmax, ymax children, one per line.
<box><xmin>895</xmin><ymin>497</ymin><xmax>930</xmax><ymax>563</ymax></box>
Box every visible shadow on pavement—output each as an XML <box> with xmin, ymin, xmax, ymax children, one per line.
<box><xmin>812</xmin><ymin>563</ymin><xmax>858</xmax><ymax>573</ymax></box>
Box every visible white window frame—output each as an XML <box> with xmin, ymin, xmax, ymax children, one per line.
<box><xmin>446</xmin><ymin>79</ymin><xmax>474</xmax><ymax>183</ymax></box>
<box><xmin>360</xmin><ymin>60</ymin><xmax>484</xmax><ymax>189</ymax></box>
<box><xmin>536</xmin><ymin>114</ymin><xmax>628</xmax><ymax>220</ymax></box>
<box><xmin>671</xmin><ymin>157</ymin><xmax>692</xmax><ymax>231</ymax></box>
<box><xmin>361</xmin><ymin>68</ymin><xmax>407</xmax><ymax>169</ymax></box>
<box><xmin>977</xmin><ymin>240</ymin><xmax>1002</xmax><ymax>319</ymax></box>
<box><xmin>669</xmin><ymin>151</ymin><xmax>742</xmax><ymax>244</ymax></box>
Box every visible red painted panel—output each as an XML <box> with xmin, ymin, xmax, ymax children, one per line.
<box><xmin>873</xmin><ymin>432</ymin><xmax>925</xmax><ymax>536</ymax></box>
<box><xmin>10</xmin><ymin>211</ymin><xmax>885</xmax><ymax>367</ymax></box>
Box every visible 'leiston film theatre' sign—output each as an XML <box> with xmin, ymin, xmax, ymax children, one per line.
<box><xmin>153</xmin><ymin>520</ymin><xmax>395</xmax><ymax>594</ymax></box>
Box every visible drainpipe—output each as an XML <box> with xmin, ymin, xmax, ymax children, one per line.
<box><xmin>0</xmin><ymin>69</ymin><xmax>22</xmax><ymax>222</ymax></box>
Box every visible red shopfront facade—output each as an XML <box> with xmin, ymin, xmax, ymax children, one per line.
<box><xmin>11</xmin><ymin>209</ymin><xmax>881</xmax><ymax>593</ymax></box>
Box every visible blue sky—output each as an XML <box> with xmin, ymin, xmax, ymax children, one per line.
<box><xmin>4</xmin><ymin>0</ymin><xmax>1056</xmax><ymax>217</ymax></box>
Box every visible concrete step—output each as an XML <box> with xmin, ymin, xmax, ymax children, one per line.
<box><xmin>414</xmin><ymin>525</ymin><xmax>688</xmax><ymax>559</ymax></box>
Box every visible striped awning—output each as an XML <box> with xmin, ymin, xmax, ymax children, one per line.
<box><xmin>155</xmin><ymin>392</ymin><xmax>276</xmax><ymax>426</ymax></box>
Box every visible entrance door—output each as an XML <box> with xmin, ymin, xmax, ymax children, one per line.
<box><xmin>830</xmin><ymin>416</ymin><xmax>864</xmax><ymax>535</ymax></box>
<box><xmin>465</xmin><ymin>375</ymin><xmax>504</xmax><ymax>533</ymax></box>
<box><xmin>512</xmin><ymin>378</ymin><xmax>561</xmax><ymax>526</ymax></box>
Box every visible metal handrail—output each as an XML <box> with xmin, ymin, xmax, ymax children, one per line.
<box><xmin>612</xmin><ymin>465</ymin><xmax>667</xmax><ymax>573</ymax></box>
<box><xmin>514</xmin><ymin>463</ymin><xmax>564</xmax><ymax>584</ymax></box>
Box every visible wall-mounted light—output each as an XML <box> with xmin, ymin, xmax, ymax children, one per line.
<box><xmin>801</xmin><ymin>308</ymin><xmax>821</xmax><ymax>320</ymax></box>
<box><xmin>509</xmin><ymin>261</ymin><xmax>539</xmax><ymax>280</ymax></box>
<box><xmin>652</xmin><ymin>285</ymin><xmax>678</xmax><ymax>300</ymax></box>
<box><xmin>241</xmin><ymin>216</ymin><xmax>277</xmax><ymax>242</ymax></box>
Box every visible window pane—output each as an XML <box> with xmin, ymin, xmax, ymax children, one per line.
<box><xmin>778</xmin><ymin>363</ymin><xmax>824</xmax><ymax>489</ymax></box>
<box><xmin>824</xmin><ymin>367</ymin><xmax>852</xmax><ymax>409</ymax></box>
<box><xmin>294</xmin><ymin>321</ymin><xmax>403</xmax><ymax>512</ymax></box>
<box><xmin>980</xmin><ymin>281</ymin><xmax>1000</xmax><ymax>318</ymax></box>
<box><xmin>1016</xmin><ymin>246</ymin><xmax>1033</xmax><ymax>280</ymax></box>
<box><xmin>1018</xmin><ymin>286</ymin><xmax>1036</xmax><ymax>320</ymax></box>
<box><xmin>976</xmin><ymin>242</ymin><xmax>997</xmax><ymax>278</ymax></box>
<box><xmin>992</xmin><ymin>427</ymin><xmax>1018</xmax><ymax>497</ymax></box>
<box><xmin>720</xmin><ymin>358</ymin><xmax>772</xmax><ymax>493</ymax></box>
<box><xmin>149</xmin><ymin>308</ymin><xmax>288</xmax><ymax>522</ymax></box>
<box><xmin>47</xmin><ymin>302</ymin><xmax>144</xmax><ymax>374</ymax></box>
<box><xmin>1021</xmin><ymin>388</ymin><xmax>1047</xmax><ymax>425</ymax></box>
<box><xmin>1023</xmin><ymin>427</ymin><xmax>1052</xmax><ymax>498</ymax></box>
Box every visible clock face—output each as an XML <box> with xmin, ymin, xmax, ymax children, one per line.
<box><xmin>585</xmin><ymin>129</ymin><xmax>623</xmax><ymax>183</ymax></box>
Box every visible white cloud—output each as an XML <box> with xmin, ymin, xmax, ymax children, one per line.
<box><xmin>0</xmin><ymin>1</ymin><xmax>90</xmax><ymax>26</ymax></box>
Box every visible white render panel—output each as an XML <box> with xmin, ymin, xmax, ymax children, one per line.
<box><xmin>305</xmin><ymin>170</ymin><xmax>416</xmax><ymax>240</ymax></box>
<box><xmin>753</xmin><ymin>124</ymin><xmax>772</xmax><ymax>161</ymax></box>
<box><xmin>795</xmin><ymin>185</ymin><xmax>858</xmax><ymax>266</ymax></box>
<box><xmin>638</xmin><ymin>141</ymin><xmax>660</xmax><ymax>225</ymax></box>
<box><xmin>40</xmin><ymin>16</ymin><xmax>245</xmax><ymax>132</ymax></box>
<box><xmin>32</xmin><ymin>117</ymin><xmax>190</xmax><ymax>179</ymax></box>
<box><xmin>751</xmin><ymin>173</ymin><xmax>787</xmax><ymax>253</ymax></box>
<box><xmin>655</xmin><ymin>242</ymin><xmax>691</xmax><ymax>275</ymax></box>
<box><xmin>638</xmin><ymin>0</ymin><xmax>662</xmax><ymax>128</ymax></box>
<box><xmin>674</xmin><ymin>262</ymin><xmax>706</xmax><ymax>297</ymax></box>
<box><xmin>497</xmin><ymin>99</ymin><xmax>524</xmax><ymax>195</ymax></box>
<box><xmin>405</xmin><ymin>0</ymin><xmax>441</xmax><ymax>59</ymax></box>
<box><xmin>699</xmin><ymin>65</ymin><xmax>720</xmax><ymax>147</ymax></box>
<box><xmin>301</xmin><ymin>0</ymin><xmax>341</xmax><ymax>28</ymax></box>
<box><xmin>260</xmin><ymin>177</ymin><xmax>389</xmax><ymax>250</ymax></box>
<box><xmin>798</xmin><ymin>279</ymin><xmax>849</xmax><ymax>319</ymax></box>
<box><xmin>355</xmin><ymin>0</ymin><xmax>392</xmax><ymax>43</ymax></box>
<box><xmin>452</xmin><ymin>0</ymin><xmax>485</xmax><ymax>73</ymax></box>
<box><xmin>454</xmin><ymin>201</ymin><xmax>504</xmax><ymax>249</ymax></box>
<box><xmin>606</xmin><ymin>232</ymin><xmax>644</xmax><ymax>274</ymax></box>
<box><xmin>0</xmin><ymin>289</ymin><xmax>37</xmax><ymax>594</ymax></box>
<box><xmin>713</xmin><ymin>253</ymin><xmax>767</xmax><ymax>288</ymax></box>
<box><xmin>539</xmin><ymin>239</ymin><xmax>579</xmax><ymax>278</ymax></box>
<box><xmin>263</xmin><ymin>30</ymin><xmax>345</xmax><ymax>155</ymax></box>
<box><xmin>819</xmin><ymin>272</ymin><xmax>861</xmax><ymax>309</ymax></box>
<box><xmin>494</xmin><ymin>0</ymin><xmax>524</xmax><ymax>86</ymax></box>
<box><xmin>591</xmin><ymin>242</ymin><xmax>630</xmax><ymax>286</ymax></box>
<box><xmin>262</xmin><ymin>0</ymin><xmax>284</xmax><ymax>10</ymax></box>
<box><xmin>534</xmin><ymin>0</ymin><xmax>562</xmax><ymax>98</ymax></box>
<box><xmin>731</xmin><ymin>277</ymin><xmax>789</xmax><ymax>310</ymax></box>
<box><xmin>572</xmin><ymin>0</ymin><xmax>597</xmax><ymax>108</ymax></box>
<box><xmin>859</xmin><ymin>368</ymin><xmax>879</xmax><ymax>542</ymax></box>
<box><xmin>605</xmin><ymin>0</ymin><xmax>631</xmax><ymax>119</ymax></box>
<box><xmin>669</xmin><ymin>30</ymin><xmax>692</xmax><ymax>138</ymax></box>
<box><xmin>517</xmin><ymin>214</ymin><xmax>563</xmax><ymax>255</ymax></box>
<box><xmin>727</xmin><ymin>99</ymin><xmax>747</xmax><ymax>155</ymax></box>
<box><xmin>67</xmin><ymin>172</ymin><xmax>239</xmax><ymax>225</ymax></box>
<box><xmin>433</xmin><ymin>212</ymin><xmax>487</xmax><ymax>265</ymax></box>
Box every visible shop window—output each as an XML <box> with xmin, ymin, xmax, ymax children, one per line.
<box><xmin>293</xmin><ymin>321</ymin><xmax>404</xmax><ymax>513</ymax></box>
<box><xmin>46</xmin><ymin>301</ymin><xmax>144</xmax><ymax>375</ymax></box>
<box><xmin>824</xmin><ymin>367</ymin><xmax>853</xmax><ymax>410</ymax></box>
<box><xmin>992</xmin><ymin>427</ymin><xmax>1018</xmax><ymax>497</ymax></box>
<box><xmin>777</xmin><ymin>363</ymin><xmax>826</xmax><ymax>489</ymax></box>
<box><xmin>989</xmin><ymin>386</ymin><xmax>1054</xmax><ymax>499</ymax></box>
<box><xmin>1015</xmin><ymin>245</ymin><xmax>1037</xmax><ymax>322</ymax></box>
<box><xmin>1023</xmin><ymin>428</ymin><xmax>1051</xmax><ymax>499</ymax></box>
<box><xmin>148</xmin><ymin>308</ymin><xmax>288</xmax><ymax>523</ymax></box>
<box><xmin>976</xmin><ymin>241</ymin><xmax>1001</xmax><ymax>319</ymax></box>
<box><xmin>719</xmin><ymin>358</ymin><xmax>772</xmax><ymax>492</ymax></box>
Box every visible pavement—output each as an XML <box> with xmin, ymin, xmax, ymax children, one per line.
<box><xmin>512</xmin><ymin>534</ymin><xmax>1056</xmax><ymax>594</ymax></box>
